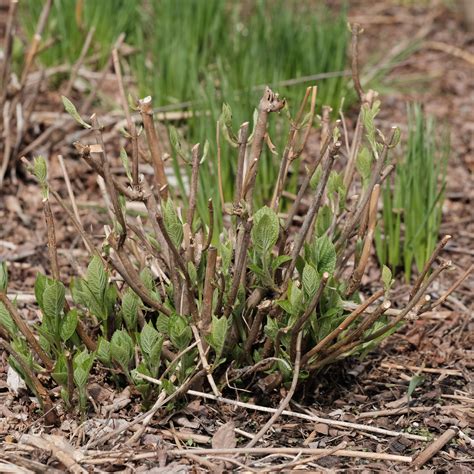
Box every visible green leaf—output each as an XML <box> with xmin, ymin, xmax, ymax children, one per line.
<box><xmin>271</xmin><ymin>255</ymin><xmax>292</xmax><ymax>272</ymax></box>
<box><xmin>122</xmin><ymin>288</ymin><xmax>140</xmax><ymax>333</ymax></box>
<box><xmin>362</xmin><ymin>100</ymin><xmax>381</xmax><ymax>151</ymax></box>
<box><xmin>276</xmin><ymin>299</ymin><xmax>294</xmax><ymax>315</ymax></box>
<box><xmin>156</xmin><ymin>313</ymin><xmax>169</xmax><ymax>335</ymax></box>
<box><xmin>163</xmin><ymin>200</ymin><xmax>183</xmax><ymax>248</ymax></box>
<box><xmin>289</xmin><ymin>284</ymin><xmax>303</xmax><ymax>312</ymax></box>
<box><xmin>0</xmin><ymin>262</ymin><xmax>8</xmax><ymax>292</ymax></box>
<box><xmin>0</xmin><ymin>301</ymin><xmax>16</xmax><ymax>335</ymax></box>
<box><xmin>313</xmin><ymin>236</ymin><xmax>336</xmax><ymax>274</ymax></box>
<box><xmin>60</xmin><ymin>310</ymin><xmax>78</xmax><ymax>342</ymax></box>
<box><xmin>407</xmin><ymin>374</ymin><xmax>424</xmax><ymax>400</ymax></box>
<box><xmin>34</xmin><ymin>273</ymin><xmax>48</xmax><ymax>310</ymax></box>
<box><xmin>97</xmin><ymin>337</ymin><xmax>111</xmax><ymax>365</ymax></box>
<box><xmin>86</xmin><ymin>256</ymin><xmax>108</xmax><ymax>302</ymax></box>
<box><xmin>207</xmin><ymin>316</ymin><xmax>228</xmax><ymax>360</ymax></box>
<box><xmin>315</xmin><ymin>205</ymin><xmax>332</xmax><ymax>237</ymax></box>
<box><xmin>310</xmin><ymin>165</ymin><xmax>322</xmax><ymax>190</ymax></box>
<box><xmin>52</xmin><ymin>354</ymin><xmax>68</xmax><ymax>387</ymax></box>
<box><xmin>169</xmin><ymin>314</ymin><xmax>192</xmax><ymax>350</ymax></box>
<box><xmin>302</xmin><ymin>264</ymin><xmax>320</xmax><ymax>299</ymax></box>
<box><xmin>140</xmin><ymin>321</ymin><xmax>160</xmax><ymax>356</ymax></box>
<box><xmin>252</xmin><ymin>206</ymin><xmax>280</xmax><ymax>255</ymax></box>
<box><xmin>382</xmin><ymin>265</ymin><xmax>393</xmax><ymax>291</ymax></box>
<box><xmin>356</xmin><ymin>147</ymin><xmax>373</xmax><ymax>183</ymax></box>
<box><xmin>61</xmin><ymin>95</ymin><xmax>92</xmax><ymax>128</ymax></box>
<box><xmin>42</xmin><ymin>280</ymin><xmax>65</xmax><ymax>321</ymax></box>
<box><xmin>110</xmin><ymin>330</ymin><xmax>134</xmax><ymax>372</ymax></box>
<box><xmin>120</xmin><ymin>148</ymin><xmax>132</xmax><ymax>181</ymax></box>
<box><xmin>73</xmin><ymin>349</ymin><xmax>94</xmax><ymax>388</ymax></box>
<box><xmin>62</xmin><ymin>96</ymin><xmax>91</xmax><ymax>129</ymax></box>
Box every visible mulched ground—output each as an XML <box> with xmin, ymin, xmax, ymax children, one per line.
<box><xmin>0</xmin><ymin>1</ymin><xmax>473</xmax><ymax>472</ymax></box>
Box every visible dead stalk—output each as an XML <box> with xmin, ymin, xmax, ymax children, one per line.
<box><xmin>234</xmin><ymin>122</ymin><xmax>250</xmax><ymax>207</ymax></box>
<box><xmin>138</xmin><ymin>96</ymin><xmax>168</xmax><ymax>196</ymax></box>
<box><xmin>301</xmin><ymin>288</ymin><xmax>385</xmax><ymax>367</ymax></box>
<box><xmin>242</xmin><ymin>87</ymin><xmax>285</xmax><ymax>208</ymax></box>
<box><xmin>284</xmin><ymin>141</ymin><xmax>340</xmax><ymax>286</ymax></box>
<box><xmin>200</xmin><ymin>247</ymin><xmax>217</xmax><ymax>340</ymax></box>
<box><xmin>346</xmin><ymin>184</ymin><xmax>380</xmax><ymax>296</ymax></box>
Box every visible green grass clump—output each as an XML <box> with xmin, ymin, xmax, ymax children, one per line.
<box><xmin>132</xmin><ymin>0</ymin><xmax>348</xmax><ymax>210</ymax></box>
<box><xmin>375</xmin><ymin>104</ymin><xmax>449</xmax><ymax>281</ymax></box>
<box><xmin>21</xmin><ymin>0</ymin><xmax>141</xmax><ymax>66</ymax></box>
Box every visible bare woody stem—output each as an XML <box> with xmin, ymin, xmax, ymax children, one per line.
<box><xmin>242</xmin><ymin>87</ymin><xmax>285</xmax><ymax>209</ymax></box>
<box><xmin>350</xmin><ymin>23</ymin><xmax>365</xmax><ymax>101</ymax></box>
<box><xmin>283</xmin><ymin>141</ymin><xmax>340</xmax><ymax>287</ymax></box>
<box><xmin>0</xmin><ymin>0</ymin><xmax>18</xmax><ymax>107</ymax></box>
<box><xmin>0</xmin><ymin>292</ymin><xmax>54</xmax><ymax>370</ymax></box>
<box><xmin>186</xmin><ymin>144</ymin><xmax>200</xmax><ymax>232</ymax></box>
<box><xmin>301</xmin><ymin>288</ymin><xmax>384</xmax><ymax>367</ymax></box>
<box><xmin>91</xmin><ymin>115</ymin><xmax>127</xmax><ymax>247</ymax></box>
<box><xmin>43</xmin><ymin>200</ymin><xmax>60</xmax><ymax>281</ymax></box>
<box><xmin>139</xmin><ymin>96</ymin><xmax>169</xmax><ymax>198</ymax></box>
<box><xmin>234</xmin><ymin>122</ymin><xmax>250</xmax><ymax>207</ymax></box>
<box><xmin>270</xmin><ymin>86</ymin><xmax>315</xmax><ymax>211</ymax></box>
<box><xmin>200</xmin><ymin>247</ymin><xmax>217</xmax><ymax>343</ymax></box>
<box><xmin>337</xmin><ymin>128</ymin><xmax>395</xmax><ymax>253</ymax></box>
<box><xmin>361</xmin><ymin>261</ymin><xmax>451</xmax><ymax>345</ymax></box>
<box><xmin>283</xmin><ymin>130</ymin><xmax>332</xmax><ymax>234</ymax></box>
<box><xmin>346</xmin><ymin>184</ymin><xmax>381</xmax><ymax>297</ymax></box>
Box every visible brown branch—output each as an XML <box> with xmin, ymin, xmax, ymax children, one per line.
<box><xmin>301</xmin><ymin>288</ymin><xmax>384</xmax><ymax>367</ymax></box>
<box><xmin>337</xmin><ymin>128</ymin><xmax>395</xmax><ymax>253</ymax></box>
<box><xmin>350</xmin><ymin>23</ymin><xmax>365</xmax><ymax>101</ymax></box>
<box><xmin>200</xmin><ymin>247</ymin><xmax>217</xmax><ymax>340</ymax></box>
<box><xmin>186</xmin><ymin>143</ymin><xmax>200</xmax><ymax>234</ymax></box>
<box><xmin>361</xmin><ymin>261</ymin><xmax>451</xmax><ymax>345</ymax></box>
<box><xmin>138</xmin><ymin>96</ymin><xmax>168</xmax><ymax>196</ymax></box>
<box><xmin>283</xmin><ymin>141</ymin><xmax>340</xmax><ymax>286</ymax></box>
<box><xmin>270</xmin><ymin>86</ymin><xmax>314</xmax><ymax>211</ymax></box>
<box><xmin>90</xmin><ymin>115</ymin><xmax>127</xmax><ymax>247</ymax></box>
<box><xmin>283</xmin><ymin>130</ymin><xmax>332</xmax><ymax>234</ymax></box>
<box><xmin>216</xmin><ymin>121</ymin><xmax>225</xmax><ymax>210</ymax></box>
<box><xmin>202</xmin><ymin>199</ymin><xmax>214</xmax><ymax>252</ymax></box>
<box><xmin>111</xmin><ymin>242</ymin><xmax>171</xmax><ymax>317</ymax></box>
<box><xmin>242</xmin><ymin>87</ymin><xmax>285</xmax><ymax>209</ymax></box>
<box><xmin>412</xmin><ymin>427</ymin><xmax>459</xmax><ymax>469</ymax></box>
<box><xmin>43</xmin><ymin>200</ymin><xmax>60</xmax><ymax>281</ymax></box>
<box><xmin>346</xmin><ymin>184</ymin><xmax>380</xmax><ymax>297</ymax></box>
<box><xmin>0</xmin><ymin>0</ymin><xmax>18</xmax><ymax>107</ymax></box>
<box><xmin>223</xmin><ymin>219</ymin><xmax>252</xmax><ymax>318</ymax></box>
<box><xmin>234</xmin><ymin>122</ymin><xmax>250</xmax><ymax>207</ymax></box>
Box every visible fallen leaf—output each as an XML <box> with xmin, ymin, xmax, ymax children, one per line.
<box><xmin>212</xmin><ymin>421</ymin><xmax>236</xmax><ymax>449</ymax></box>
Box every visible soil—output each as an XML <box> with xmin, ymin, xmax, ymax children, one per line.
<box><xmin>0</xmin><ymin>1</ymin><xmax>473</xmax><ymax>472</ymax></box>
